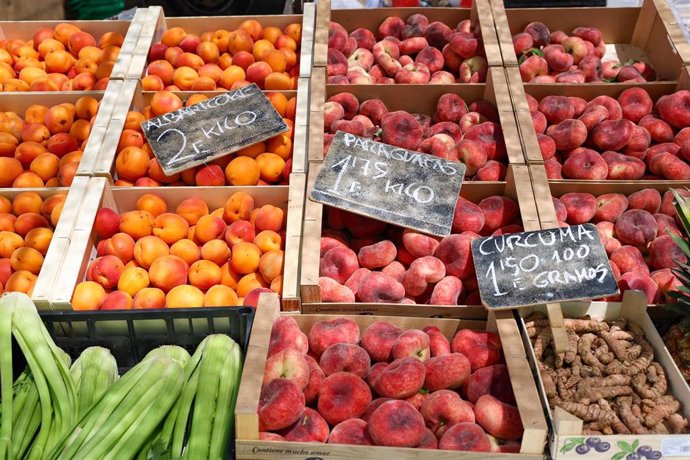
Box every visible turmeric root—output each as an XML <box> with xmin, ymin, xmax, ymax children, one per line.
<box><xmin>599</xmin><ymin>399</ymin><xmax>630</xmax><ymax>435</ymax></box>
<box><xmin>644</xmin><ymin>395</ymin><xmax>680</xmax><ymax>428</ymax></box>
<box><xmin>533</xmin><ymin>327</ymin><xmax>552</xmax><ymax>361</ymax></box>
<box><xmin>531</xmin><ymin>314</ymin><xmax>687</xmax><ymax>435</ymax></box>
<box><xmin>664</xmin><ymin>413</ymin><xmax>688</xmax><ymax>434</ymax></box>
<box><xmin>632</xmin><ymin>363</ymin><xmax>667</xmax><ymax>399</ymax></box>
<box><xmin>627</xmin><ymin>337</ymin><xmax>654</xmax><ymax>375</ymax></box>
<box><xmin>617</xmin><ymin>396</ymin><xmax>648</xmax><ymax>434</ymax></box>
<box><xmin>559</xmin><ymin>401</ymin><xmax>612</xmax><ymax>422</ymax></box>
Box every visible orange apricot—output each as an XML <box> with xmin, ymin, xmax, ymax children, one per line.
<box><xmin>117</xmin><ymin>266</ymin><xmax>150</xmax><ymax>297</ymax></box>
<box><xmin>170</xmin><ymin>238</ymin><xmax>201</xmax><ymax>266</ymax></box>
<box><xmin>230</xmin><ymin>241</ymin><xmax>261</xmax><ymax>274</ymax></box>
<box><xmin>204</xmin><ymin>284</ymin><xmax>238</xmax><ymax>307</ymax></box>
<box><xmin>165</xmin><ymin>284</ymin><xmax>204</xmax><ymax>308</ymax></box>
<box><xmin>119</xmin><ymin>210</ymin><xmax>154</xmax><ymax>240</ymax></box>
<box><xmin>132</xmin><ymin>287</ymin><xmax>166</xmax><ymax>309</ymax></box>
<box><xmin>224</xmin><ymin>156</ymin><xmax>260</xmax><ymax>186</ymax></box>
<box><xmin>133</xmin><ymin>235</ymin><xmax>169</xmax><ymax>269</ymax></box>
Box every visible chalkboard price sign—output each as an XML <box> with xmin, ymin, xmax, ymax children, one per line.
<box><xmin>140</xmin><ymin>83</ymin><xmax>288</xmax><ymax>176</ymax></box>
<box><xmin>471</xmin><ymin>224</ymin><xmax>619</xmax><ymax>310</ymax></box>
<box><xmin>309</xmin><ymin>131</ymin><xmax>465</xmax><ymax>236</ymax></box>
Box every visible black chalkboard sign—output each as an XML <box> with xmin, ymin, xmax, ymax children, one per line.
<box><xmin>309</xmin><ymin>131</ymin><xmax>465</xmax><ymax>236</ymax></box>
<box><xmin>140</xmin><ymin>83</ymin><xmax>288</xmax><ymax>175</ymax></box>
<box><xmin>471</xmin><ymin>224</ymin><xmax>619</xmax><ymax>310</ymax></box>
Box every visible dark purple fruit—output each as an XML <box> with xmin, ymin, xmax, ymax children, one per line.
<box><xmin>576</xmin><ymin>444</ymin><xmax>591</xmax><ymax>455</ymax></box>
<box><xmin>595</xmin><ymin>442</ymin><xmax>611</xmax><ymax>452</ymax></box>
<box><xmin>585</xmin><ymin>437</ymin><xmax>601</xmax><ymax>447</ymax></box>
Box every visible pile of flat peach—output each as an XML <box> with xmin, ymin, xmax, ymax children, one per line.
<box><xmin>71</xmin><ymin>191</ymin><xmax>284</xmax><ymax>309</ymax></box>
<box><xmin>0</xmin><ymin>191</ymin><xmax>66</xmax><ymax>295</ymax></box>
<box><xmin>113</xmin><ymin>91</ymin><xmax>295</xmax><ymax>186</ymax></box>
<box><xmin>0</xmin><ymin>96</ymin><xmax>99</xmax><ymax>187</ymax></box>
<box><xmin>530</xmin><ymin>88</ymin><xmax>690</xmax><ymax>180</ymax></box>
<box><xmin>0</xmin><ymin>24</ymin><xmax>124</xmax><ymax>91</ymax></box>
<box><xmin>324</xmin><ymin>92</ymin><xmax>508</xmax><ymax>180</ymax></box>
<box><xmin>143</xmin><ymin>19</ymin><xmax>301</xmax><ymax>92</ymax></box>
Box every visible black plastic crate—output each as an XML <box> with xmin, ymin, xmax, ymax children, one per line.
<box><xmin>36</xmin><ymin>307</ymin><xmax>255</xmax><ymax>373</ymax></box>
<box><xmin>10</xmin><ymin>307</ymin><xmax>255</xmax><ymax>459</ymax></box>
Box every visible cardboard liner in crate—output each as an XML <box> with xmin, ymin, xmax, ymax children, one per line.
<box><xmin>299</xmin><ymin>158</ymin><xmax>540</xmax><ymax>311</ymax></box>
<box><xmin>517</xmin><ymin>291</ymin><xmax>690</xmax><ymax>459</ymax></box>
<box><xmin>0</xmin><ymin>14</ymin><xmax>145</xmax><ymax>82</ymax></box>
<box><xmin>490</xmin><ymin>0</ymin><xmax>688</xmax><ymax>81</ymax></box>
<box><xmin>0</xmin><ymin>177</ymin><xmax>90</xmax><ymax>309</ymax></box>
<box><xmin>81</xmin><ymin>81</ymin><xmax>304</xmax><ymax>181</ymax></box>
<box><xmin>310</xmin><ymin>67</ymin><xmax>524</xmax><ymax>165</ymax></box>
<box><xmin>505</xmin><ymin>66</ymin><xmax>689</xmax><ymax>165</ymax></box>
<box><xmin>316</xmin><ymin>0</ymin><xmax>501</xmax><ymax>68</ymax></box>
<box><xmin>234</xmin><ymin>293</ymin><xmax>548</xmax><ymax>459</ymax></box>
<box><xmin>49</xmin><ymin>176</ymin><xmax>305</xmax><ymax>310</ymax></box>
<box><xmin>128</xmin><ymin>8</ymin><xmax>309</xmax><ymax>83</ymax></box>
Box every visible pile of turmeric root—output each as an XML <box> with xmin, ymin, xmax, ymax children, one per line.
<box><xmin>526</xmin><ymin>313</ymin><xmax>689</xmax><ymax>435</ymax></box>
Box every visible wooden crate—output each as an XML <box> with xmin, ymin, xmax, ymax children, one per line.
<box><xmin>49</xmin><ymin>176</ymin><xmax>305</xmax><ymax>310</ymax></box>
<box><xmin>490</xmin><ymin>0</ymin><xmax>688</xmax><ymax>81</ymax></box>
<box><xmin>506</xmin><ymin>66</ymin><xmax>688</xmax><ymax>164</ymax></box>
<box><xmin>234</xmin><ymin>293</ymin><xmax>548</xmax><ymax>459</ymax></box>
<box><xmin>0</xmin><ymin>178</ymin><xmax>91</xmax><ymax>309</ymax></box>
<box><xmin>0</xmin><ymin>89</ymin><xmax>111</xmax><ymax>185</ymax></box>
<box><xmin>0</xmin><ymin>14</ymin><xmax>147</xmax><ymax>82</ymax></box>
<box><xmin>127</xmin><ymin>9</ymin><xmax>309</xmax><ymax>82</ymax></box>
<box><xmin>77</xmin><ymin>81</ymin><xmax>304</xmax><ymax>181</ymax></box>
<box><xmin>315</xmin><ymin>0</ymin><xmax>501</xmax><ymax>68</ymax></box>
<box><xmin>517</xmin><ymin>291</ymin><xmax>690</xmax><ymax>459</ymax></box>
<box><xmin>310</xmin><ymin>67</ymin><xmax>523</xmax><ymax>165</ymax></box>
<box><xmin>299</xmin><ymin>158</ymin><xmax>540</xmax><ymax>311</ymax></box>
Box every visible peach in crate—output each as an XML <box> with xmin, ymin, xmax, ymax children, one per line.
<box><xmin>323</xmin><ymin>90</ymin><xmax>511</xmax><ymax>181</ymax></box>
<box><xmin>326</xmin><ymin>6</ymin><xmax>495</xmax><ymax>84</ymax></box>
<box><xmin>0</xmin><ymin>190</ymin><xmax>66</xmax><ymax>296</ymax></box>
<box><xmin>0</xmin><ymin>23</ymin><xmax>127</xmax><ymax>92</ymax></box>
<box><xmin>144</xmin><ymin>19</ymin><xmax>302</xmax><ymax>92</ymax></box>
<box><xmin>112</xmin><ymin>90</ymin><xmax>296</xmax><ymax>187</ymax></box>
<box><xmin>525</xmin><ymin>87</ymin><xmax>690</xmax><ymax>180</ymax></box>
<box><xmin>71</xmin><ymin>190</ymin><xmax>286</xmax><ymax>310</ymax></box>
<box><xmin>234</xmin><ymin>296</ymin><xmax>547</xmax><ymax>457</ymax></box>
<box><xmin>0</xmin><ymin>96</ymin><xmax>99</xmax><ymax>187</ymax></box>
<box><xmin>546</xmin><ymin>185</ymin><xmax>690</xmax><ymax>305</ymax></box>
<box><xmin>316</xmin><ymin>191</ymin><xmax>522</xmax><ymax>306</ymax></box>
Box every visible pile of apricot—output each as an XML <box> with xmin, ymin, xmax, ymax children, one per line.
<box><xmin>71</xmin><ymin>191</ymin><xmax>285</xmax><ymax>309</ymax></box>
<box><xmin>113</xmin><ymin>91</ymin><xmax>295</xmax><ymax>186</ymax></box>
<box><xmin>143</xmin><ymin>19</ymin><xmax>301</xmax><ymax>92</ymax></box>
<box><xmin>0</xmin><ymin>96</ymin><xmax>99</xmax><ymax>187</ymax></box>
<box><xmin>0</xmin><ymin>23</ymin><xmax>124</xmax><ymax>92</ymax></box>
<box><xmin>0</xmin><ymin>191</ymin><xmax>66</xmax><ymax>295</ymax></box>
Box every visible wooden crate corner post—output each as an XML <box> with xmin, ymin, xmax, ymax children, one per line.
<box><xmin>235</xmin><ymin>293</ymin><xmax>281</xmax><ymax>441</ymax></box>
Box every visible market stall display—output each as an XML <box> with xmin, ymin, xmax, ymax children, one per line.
<box><xmin>0</xmin><ymin>1</ymin><xmax>689</xmax><ymax>458</ymax></box>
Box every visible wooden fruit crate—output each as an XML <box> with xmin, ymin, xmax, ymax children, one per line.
<box><xmin>48</xmin><ymin>175</ymin><xmax>305</xmax><ymax>311</ymax></box>
<box><xmin>0</xmin><ymin>11</ymin><xmax>149</xmax><ymax>83</ymax></box>
<box><xmin>234</xmin><ymin>293</ymin><xmax>548</xmax><ymax>459</ymax></box>
<box><xmin>309</xmin><ymin>67</ymin><xmax>524</xmax><ymax>166</ymax></box>
<box><xmin>517</xmin><ymin>291</ymin><xmax>690</xmax><ymax>459</ymax></box>
<box><xmin>0</xmin><ymin>89</ymin><xmax>111</xmax><ymax>188</ymax></box>
<box><xmin>75</xmin><ymin>81</ymin><xmax>307</xmax><ymax>180</ymax></box>
<box><xmin>0</xmin><ymin>177</ymin><xmax>91</xmax><ymax>309</ymax></box>
<box><xmin>505</xmin><ymin>65</ymin><xmax>689</xmax><ymax>164</ymax></box>
<box><xmin>490</xmin><ymin>0</ymin><xmax>689</xmax><ymax>80</ymax></box>
<box><xmin>127</xmin><ymin>8</ymin><xmax>311</xmax><ymax>83</ymax></box>
<box><xmin>314</xmin><ymin>0</ymin><xmax>502</xmax><ymax>68</ymax></box>
<box><xmin>299</xmin><ymin>159</ymin><xmax>541</xmax><ymax>314</ymax></box>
